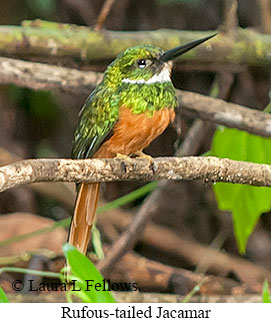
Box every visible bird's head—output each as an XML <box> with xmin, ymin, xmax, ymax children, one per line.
<box><xmin>104</xmin><ymin>34</ymin><xmax>216</xmax><ymax>87</ymax></box>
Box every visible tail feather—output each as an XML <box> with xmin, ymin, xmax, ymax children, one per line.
<box><xmin>68</xmin><ymin>182</ymin><xmax>100</xmax><ymax>254</ymax></box>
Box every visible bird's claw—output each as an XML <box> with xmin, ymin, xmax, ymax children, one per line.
<box><xmin>115</xmin><ymin>153</ymin><xmax>133</xmax><ymax>162</ymax></box>
<box><xmin>134</xmin><ymin>151</ymin><xmax>154</xmax><ymax>164</ymax></box>
<box><xmin>133</xmin><ymin>151</ymin><xmax>157</xmax><ymax>172</ymax></box>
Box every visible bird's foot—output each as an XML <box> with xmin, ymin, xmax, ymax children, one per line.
<box><xmin>115</xmin><ymin>153</ymin><xmax>134</xmax><ymax>173</ymax></box>
<box><xmin>133</xmin><ymin>151</ymin><xmax>156</xmax><ymax>171</ymax></box>
<box><xmin>115</xmin><ymin>152</ymin><xmax>156</xmax><ymax>171</ymax></box>
<box><xmin>133</xmin><ymin>151</ymin><xmax>154</xmax><ymax>164</ymax></box>
<box><xmin>115</xmin><ymin>153</ymin><xmax>133</xmax><ymax>162</ymax></box>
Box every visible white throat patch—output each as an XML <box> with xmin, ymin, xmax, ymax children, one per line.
<box><xmin>122</xmin><ymin>67</ymin><xmax>171</xmax><ymax>84</ymax></box>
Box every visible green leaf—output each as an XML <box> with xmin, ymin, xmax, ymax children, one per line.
<box><xmin>0</xmin><ymin>287</ymin><xmax>9</xmax><ymax>303</ymax></box>
<box><xmin>97</xmin><ymin>181</ymin><xmax>157</xmax><ymax>214</ymax></box>
<box><xmin>92</xmin><ymin>225</ymin><xmax>105</xmax><ymax>259</ymax></box>
<box><xmin>262</xmin><ymin>280</ymin><xmax>271</xmax><ymax>303</ymax></box>
<box><xmin>210</xmin><ymin>127</ymin><xmax>271</xmax><ymax>253</ymax></box>
<box><xmin>63</xmin><ymin>243</ymin><xmax>116</xmax><ymax>303</ymax></box>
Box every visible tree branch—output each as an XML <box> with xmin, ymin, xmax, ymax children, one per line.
<box><xmin>1</xmin><ymin>157</ymin><xmax>271</xmax><ymax>193</ymax></box>
<box><xmin>0</xmin><ymin>57</ymin><xmax>271</xmax><ymax>137</ymax></box>
<box><xmin>105</xmin><ymin>249</ymin><xmax>254</xmax><ymax>295</ymax></box>
<box><xmin>0</xmin><ymin>57</ymin><xmax>102</xmax><ymax>96</ymax></box>
<box><xmin>0</xmin><ymin>20</ymin><xmax>271</xmax><ymax>66</ymax></box>
<box><xmin>177</xmin><ymin>91</ymin><xmax>271</xmax><ymax>137</ymax></box>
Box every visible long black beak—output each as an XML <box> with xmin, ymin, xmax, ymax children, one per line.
<box><xmin>160</xmin><ymin>33</ymin><xmax>217</xmax><ymax>62</ymax></box>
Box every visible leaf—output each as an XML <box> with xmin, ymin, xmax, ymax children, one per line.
<box><xmin>262</xmin><ymin>280</ymin><xmax>271</xmax><ymax>303</ymax></box>
<box><xmin>63</xmin><ymin>243</ymin><xmax>116</xmax><ymax>303</ymax></box>
<box><xmin>92</xmin><ymin>225</ymin><xmax>105</xmax><ymax>259</ymax></box>
<box><xmin>97</xmin><ymin>181</ymin><xmax>157</xmax><ymax>214</ymax></box>
<box><xmin>210</xmin><ymin>127</ymin><xmax>271</xmax><ymax>253</ymax></box>
<box><xmin>0</xmin><ymin>287</ymin><xmax>9</xmax><ymax>303</ymax></box>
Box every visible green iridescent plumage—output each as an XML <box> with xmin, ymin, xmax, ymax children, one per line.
<box><xmin>71</xmin><ymin>45</ymin><xmax>178</xmax><ymax>159</ymax></box>
<box><xmin>69</xmin><ymin>34</ymin><xmax>216</xmax><ymax>257</ymax></box>
<box><xmin>72</xmin><ymin>34</ymin><xmax>216</xmax><ymax>160</ymax></box>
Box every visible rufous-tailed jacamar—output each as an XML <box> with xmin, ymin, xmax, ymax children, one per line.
<box><xmin>69</xmin><ymin>34</ymin><xmax>216</xmax><ymax>254</ymax></box>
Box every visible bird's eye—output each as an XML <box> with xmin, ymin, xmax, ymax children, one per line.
<box><xmin>137</xmin><ymin>59</ymin><xmax>147</xmax><ymax>69</ymax></box>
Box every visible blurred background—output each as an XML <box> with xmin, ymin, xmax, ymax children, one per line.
<box><xmin>0</xmin><ymin>0</ymin><xmax>271</xmax><ymax>299</ymax></box>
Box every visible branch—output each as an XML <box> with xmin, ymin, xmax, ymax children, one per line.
<box><xmin>258</xmin><ymin>0</ymin><xmax>271</xmax><ymax>34</ymax></box>
<box><xmin>177</xmin><ymin>91</ymin><xmax>271</xmax><ymax>137</ymax></box>
<box><xmin>106</xmin><ymin>250</ymin><xmax>254</xmax><ymax>295</ymax></box>
<box><xmin>1</xmin><ymin>157</ymin><xmax>271</xmax><ymax>193</ymax></box>
<box><xmin>0</xmin><ymin>20</ymin><xmax>271</xmax><ymax>66</ymax></box>
<box><xmin>221</xmin><ymin>0</ymin><xmax>238</xmax><ymax>32</ymax></box>
<box><xmin>0</xmin><ymin>57</ymin><xmax>271</xmax><ymax>137</ymax></box>
<box><xmin>0</xmin><ymin>57</ymin><xmax>102</xmax><ymax>96</ymax></box>
<box><xmin>0</xmin><ymin>147</ymin><xmax>75</xmax><ymax>207</ymax></box>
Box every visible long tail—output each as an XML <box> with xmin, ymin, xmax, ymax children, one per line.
<box><xmin>68</xmin><ymin>182</ymin><xmax>100</xmax><ymax>254</ymax></box>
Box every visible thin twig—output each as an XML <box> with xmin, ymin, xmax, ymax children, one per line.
<box><xmin>94</xmin><ymin>0</ymin><xmax>117</xmax><ymax>31</ymax></box>
<box><xmin>258</xmin><ymin>0</ymin><xmax>271</xmax><ymax>34</ymax></box>
<box><xmin>221</xmin><ymin>0</ymin><xmax>238</xmax><ymax>32</ymax></box>
<box><xmin>182</xmin><ymin>279</ymin><xmax>208</xmax><ymax>303</ymax></box>
<box><xmin>175</xmin><ymin>119</ymin><xmax>211</xmax><ymax>157</ymax></box>
<box><xmin>97</xmin><ymin>181</ymin><xmax>168</xmax><ymax>274</ymax></box>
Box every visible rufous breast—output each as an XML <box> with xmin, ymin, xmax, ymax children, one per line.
<box><xmin>96</xmin><ymin>106</ymin><xmax>175</xmax><ymax>158</ymax></box>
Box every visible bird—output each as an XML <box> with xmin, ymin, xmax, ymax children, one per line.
<box><xmin>68</xmin><ymin>33</ymin><xmax>216</xmax><ymax>255</ymax></box>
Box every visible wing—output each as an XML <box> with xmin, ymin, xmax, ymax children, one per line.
<box><xmin>71</xmin><ymin>85</ymin><xmax>119</xmax><ymax>159</ymax></box>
